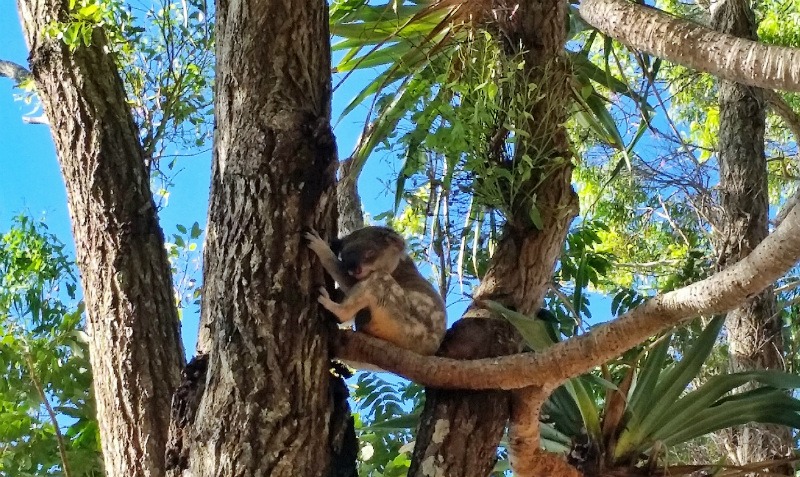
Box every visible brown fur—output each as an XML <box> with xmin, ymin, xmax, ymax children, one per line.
<box><xmin>305</xmin><ymin>226</ymin><xmax>446</xmax><ymax>355</ymax></box>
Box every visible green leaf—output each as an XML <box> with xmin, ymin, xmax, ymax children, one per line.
<box><xmin>662</xmin><ymin>391</ymin><xmax>800</xmax><ymax>446</ymax></box>
<box><xmin>77</xmin><ymin>3</ymin><xmax>101</xmax><ymax>21</ymax></box>
<box><xmin>653</xmin><ymin>370</ymin><xmax>800</xmax><ymax>441</ymax></box>
<box><xmin>639</xmin><ymin>317</ymin><xmax>724</xmax><ymax>433</ymax></box>
<box><xmin>528</xmin><ymin>204</ymin><xmax>544</xmax><ymax>230</ymax></box>
<box><xmin>564</xmin><ymin>377</ymin><xmax>602</xmax><ymax>439</ymax></box>
<box><xmin>626</xmin><ymin>336</ymin><xmax>669</xmax><ymax>416</ymax></box>
<box><xmin>484</xmin><ymin>300</ymin><xmax>554</xmax><ymax>351</ymax></box>
<box><xmin>190</xmin><ymin>222</ymin><xmax>202</xmax><ymax>239</ymax></box>
<box><xmin>361</xmin><ymin>412</ymin><xmax>420</xmax><ymax>431</ymax></box>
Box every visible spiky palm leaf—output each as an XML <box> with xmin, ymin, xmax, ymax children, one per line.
<box><xmin>489</xmin><ymin>303</ymin><xmax>800</xmax><ymax>473</ymax></box>
<box><xmin>330</xmin><ymin>0</ymin><xmax>650</xmax><ymax>181</ymax></box>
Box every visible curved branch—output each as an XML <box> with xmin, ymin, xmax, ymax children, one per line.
<box><xmin>769</xmin><ymin>90</ymin><xmax>800</xmax><ymax>227</ymax></box>
<box><xmin>0</xmin><ymin>59</ymin><xmax>32</xmax><ymax>84</ymax></box>
<box><xmin>336</xmin><ymin>203</ymin><xmax>800</xmax><ymax>389</ymax></box>
<box><xmin>508</xmin><ymin>386</ymin><xmax>550</xmax><ymax>477</ymax></box>
<box><xmin>23</xmin><ymin>350</ymin><xmax>72</xmax><ymax>477</ymax></box>
<box><xmin>765</xmin><ymin>90</ymin><xmax>800</xmax><ymax>143</ymax></box>
<box><xmin>578</xmin><ymin>0</ymin><xmax>800</xmax><ymax>92</ymax></box>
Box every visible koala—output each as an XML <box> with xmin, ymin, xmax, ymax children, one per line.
<box><xmin>304</xmin><ymin>226</ymin><xmax>446</xmax><ymax>355</ymax></box>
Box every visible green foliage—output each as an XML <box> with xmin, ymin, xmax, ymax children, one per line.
<box><xmin>41</xmin><ymin>0</ymin><xmax>214</xmax><ymax>184</ymax></box>
<box><xmin>0</xmin><ymin>216</ymin><xmax>101</xmax><ymax>476</ymax></box>
<box><xmin>351</xmin><ymin>373</ymin><xmax>423</xmax><ymax>476</ymax></box>
<box><xmin>43</xmin><ymin>0</ymin><xmax>123</xmax><ymax>51</ymax></box>
<box><xmin>621</xmin><ymin>324</ymin><xmax>799</xmax><ymax>467</ymax></box>
<box><xmin>166</xmin><ymin>222</ymin><xmax>203</xmax><ymax>317</ymax></box>
<box><xmin>331</xmin><ymin>0</ymin><xmax>642</xmax><ymax>232</ymax></box>
<box><xmin>558</xmin><ymin>220</ymin><xmax>615</xmax><ymax>324</ymax></box>
<box><xmin>334</xmin><ymin>0</ymin><xmax>800</xmax><ymax>472</ymax></box>
<box><xmin>614</xmin><ymin>318</ymin><xmax>800</xmax><ymax>463</ymax></box>
<box><xmin>492</xmin><ymin>304</ymin><xmax>800</xmax><ymax>471</ymax></box>
<box><xmin>757</xmin><ymin>0</ymin><xmax>800</xmax><ymax>48</ymax></box>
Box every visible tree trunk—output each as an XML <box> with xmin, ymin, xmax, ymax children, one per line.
<box><xmin>409</xmin><ymin>1</ymin><xmax>578</xmax><ymax>475</ymax></box>
<box><xmin>16</xmin><ymin>2</ymin><xmax>185</xmax><ymax>475</ymax></box>
<box><xmin>710</xmin><ymin>0</ymin><xmax>793</xmax><ymax>469</ymax></box>
<box><xmin>176</xmin><ymin>0</ymin><xmax>350</xmax><ymax>475</ymax></box>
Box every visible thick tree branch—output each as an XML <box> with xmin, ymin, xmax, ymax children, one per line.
<box><xmin>579</xmin><ymin>0</ymin><xmax>800</xmax><ymax>92</ymax></box>
<box><xmin>765</xmin><ymin>90</ymin><xmax>800</xmax><ymax>143</ymax></box>
<box><xmin>17</xmin><ymin>2</ymin><xmax>185</xmax><ymax>473</ymax></box>
<box><xmin>508</xmin><ymin>386</ymin><xmax>549</xmax><ymax>477</ymax></box>
<box><xmin>336</xmin><ymin>203</ymin><xmax>800</xmax><ymax>389</ymax></box>
<box><xmin>768</xmin><ymin>90</ymin><xmax>800</xmax><ymax>227</ymax></box>
<box><xmin>337</xmin><ymin>156</ymin><xmax>364</xmax><ymax>235</ymax></box>
<box><xmin>0</xmin><ymin>59</ymin><xmax>32</xmax><ymax>84</ymax></box>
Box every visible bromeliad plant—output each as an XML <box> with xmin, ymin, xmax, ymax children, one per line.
<box><xmin>495</xmin><ymin>303</ymin><xmax>800</xmax><ymax>475</ymax></box>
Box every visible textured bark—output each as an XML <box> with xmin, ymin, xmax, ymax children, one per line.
<box><xmin>579</xmin><ymin>0</ymin><xmax>800</xmax><ymax>92</ymax></box>
<box><xmin>709</xmin><ymin>0</ymin><xmax>793</xmax><ymax>469</ymax></box>
<box><xmin>409</xmin><ymin>319</ymin><xmax>524</xmax><ymax>477</ymax></box>
<box><xmin>16</xmin><ymin>2</ymin><xmax>185</xmax><ymax>475</ymax></box>
<box><xmin>408</xmin><ymin>1</ymin><xmax>578</xmax><ymax>476</ymax></box>
<box><xmin>181</xmin><ymin>0</ymin><xmax>347</xmax><ymax>475</ymax></box>
<box><xmin>337</xmin><ymin>157</ymin><xmax>364</xmax><ymax>235</ymax></box>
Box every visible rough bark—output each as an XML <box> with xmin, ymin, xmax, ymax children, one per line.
<box><xmin>16</xmin><ymin>2</ymin><xmax>185</xmax><ymax>475</ymax></box>
<box><xmin>408</xmin><ymin>1</ymin><xmax>579</xmax><ymax>476</ymax></box>
<box><xmin>709</xmin><ymin>0</ymin><xmax>793</xmax><ymax>469</ymax></box>
<box><xmin>579</xmin><ymin>0</ymin><xmax>800</xmax><ymax>92</ymax></box>
<box><xmin>179</xmin><ymin>0</ymin><xmax>348</xmax><ymax>475</ymax></box>
<box><xmin>409</xmin><ymin>319</ymin><xmax>524</xmax><ymax>477</ymax></box>
<box><xmin>337</xmin><ymin>157</ymin><xmax>364</xmax><ymax>235</ymax></box>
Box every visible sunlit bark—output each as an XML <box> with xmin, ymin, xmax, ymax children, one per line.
<box><xmin>338</xmin><ymin>201</ymin><xmax>800</xmax><ymax>388</ymax></box>
<box><xmin>579</xmin><ymin>0</ymin><xmax>800</xmax><ymax>92</ymax></box>
<box><xmin>177</xmin><ymin>0</ymin><xmax>349</xmax><ymax>474</ymax></box>
<box><xmin>16</xmin><ymin>2</ymin><xmax>184</xmax><ymax>474</ymax></box>
<box><xmin>407</xmin><ymin>0</ymin><xmax>579</xmax><ymax>474</ymax></box>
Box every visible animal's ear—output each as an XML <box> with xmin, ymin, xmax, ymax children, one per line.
<box><xmin>330</xmin><ymin>238</ymin><xmax>343</xmax><ymax>255</ymax></box>
<box><xmin>383</xmin><ymin>229</ymin><xmax>406</xmax><ymax>250</ymax></box>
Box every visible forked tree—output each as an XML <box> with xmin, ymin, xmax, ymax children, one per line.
<box><xmin>11</xmin><ymin>0</ymin><xmax>800</xmax><ymax>476</ymax></box>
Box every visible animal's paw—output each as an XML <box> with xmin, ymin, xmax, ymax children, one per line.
<box><xmin>303</xmin><ymin>228</ymin><xmax>327</xmax><ymax>255</ymax></box>
<box><xmin>302</xmin><ymin>227</ymin><xmax>320</xmax><ymax>243</ymax></box>
<box><xmin>317</xmin><ymin>286</ymin><xmax>341</xmax><ymax>315</ymax></box>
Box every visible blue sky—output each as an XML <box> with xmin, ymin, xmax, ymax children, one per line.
<box><xmin>1</xmin><ymin>5</ymin><xmax>616</xmax><ymax>361</ymax></box>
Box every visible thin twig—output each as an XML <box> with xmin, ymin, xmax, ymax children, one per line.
<box><xmin>23</xmin><ymin>349</ymin><xmax>73</xmax><ymax>477</ymax></box>
<box><xmin>0</xmin><ymin>59</ymin><xmax>32</xmax><ymax>84</ymax></box>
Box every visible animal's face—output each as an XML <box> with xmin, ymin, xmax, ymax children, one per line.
<box><xmin>332</xmin><ymin>226</ymin><xmax>405</xmax><ymax>280</ymax></box>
